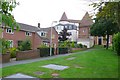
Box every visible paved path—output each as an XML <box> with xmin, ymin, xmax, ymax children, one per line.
<box><xmin>1</xmin><ymin>49</ymin><xmax>94</xmax><ymax>68</ymax></box>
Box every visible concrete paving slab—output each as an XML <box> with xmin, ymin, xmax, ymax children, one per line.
<box><xmin>5</xmin><ymin>73</ymin><xmax>35</xmax><ymax>78</ymax></box>
<box><xmin>42</xmin><ymin>64</ymin><xmax>69</xmax><ymax>70</ymax></box>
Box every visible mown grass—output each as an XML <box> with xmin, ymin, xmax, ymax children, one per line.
<box><xmin>1</xmin><ymin>46</ymin><xmax>119</xmax><ymax>78</ymax></box>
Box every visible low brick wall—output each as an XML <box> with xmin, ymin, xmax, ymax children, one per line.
<box><xmin>71</xmin><ymin>48</ymin><xmax>82</xmax><ymax>51</ymax></box>
<box><xmin>1</xmin><ymin>53</ymin><xmax>10</xmax><ymax>63</ymax></box>
<box><xmin>16</xmin><ymin>50</ymin><xmax>40</xmax><ymax>61</ymax></box>
<box><xmin>71</xmin><ymin>48</ymin><xmax>87</xmax><ymax>51</ymax></box>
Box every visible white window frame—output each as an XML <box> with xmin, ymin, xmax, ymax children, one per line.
<box><xmin>6</xmin><ymin>28</ymin><xmax>14</xmax><ymax>34</ymax></box>
<box><xmin>41</xmin><ymin>32</ymin><xmax>46</xmax><ymax>37</ymax></box>
<box><xmin>43</xmin><ymin>42</ymin><xmax>48</xmax><ymax>46</ymax></box>
<box><xmin>25</xmin><ymin>32</ymin><xmax>32</xmax><ymax>36</ymax></box>
<box><xmin>8</xmin><ymin>40</ymin><xmax>13</xmax><ymax>48</ymax></box>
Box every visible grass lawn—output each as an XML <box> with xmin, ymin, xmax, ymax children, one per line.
<box><xmin>1</xmin><ymin>46</ymin><xmax>119</xmax><ymax>78</ymax></box>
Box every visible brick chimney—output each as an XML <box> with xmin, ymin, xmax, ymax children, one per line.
<box><xmin>38</xmin><ymin>23</ymin><xmax>40</xmax><ymax>28</ymax></box>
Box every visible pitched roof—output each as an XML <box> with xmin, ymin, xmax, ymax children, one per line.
<box><xmin>18</xmin><ymin>22</ymin><xmax>39</xmax><ymax>32</ymax></box>
<box><xmin>0</xmin><ymin>22</ymin><xmax>39</xmax><ymax>32</ymax></box>
<box><xmin>80</xmin><ymin>12</ymin><xmax>93</xmax><ymax>27</ymax></box>
<box><xmin>60</xmin><ymin>12</ymin><xmax>68</xmax><ymax>21</ymax></box>
<box><xmin>59</xmin><ymin>12</ymin><xmax>81</xmax><ymax>23</ymax></box>
<box><xmin>38</xmin><ymin>27</ymin><xmax>50</xmax><ymax>32</ymax></box>
<box><xmin>67</xmin><ymin>19</ymin><xmax>81</xmax><ymax>23</ymax></box>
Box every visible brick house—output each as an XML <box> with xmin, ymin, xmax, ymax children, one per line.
<box><xmin>55</xmin><ymin>12</ymin><xmax>112</xmax><ymax>48</ymax></box>
<box><xmin>78</xmin><ymin>12</ymin><xmax>113</xmax><ymax>47</ymax></box>
<box><xmin>77</xmin><ymin>12</ymin><xmax>94</xmax><ymax>48</ymax></box>
<box><xmin>0</xmin><ymin>22</ymin><xmax>58</xmax><ymax>49</ymax></box>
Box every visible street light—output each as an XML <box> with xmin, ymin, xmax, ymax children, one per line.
<box><xmin>50</xmin><ymin>21</ymin><xmax>57</xmax><ymax>56</ymax></box>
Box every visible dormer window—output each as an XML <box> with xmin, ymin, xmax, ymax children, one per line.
<box><xmin>25</xmin><ymin>32</ymin><xmax>32</xmax><ymax>36</ymax></box>
<box><xmin>6</xmin><ymin>28</ymin><xmax>14</xmax><ymax>34</ymax></box>
<box><xmin>41</xmin><ymin>32</ymin><xmax>46</xmax><ymax>37</ymax></box>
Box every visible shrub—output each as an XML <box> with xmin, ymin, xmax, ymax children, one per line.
<box><xmin>9</xmin><ymin>47</ymin><xmax>18</xmax><ymax>58</ymax></box>
<box><xmin>70</xmin><ymin>42</ymin><xmax>75</xmax><ymax>48</ymax></box>
<box><xmin>83</xmin><ymin>45</ymin><xmax>87</xmax><ymax>48</ymax></box>
<box><xmin>18</xmin><ymin>39</ymin><xmax>31</xmax><ymax>51</ymax></box>
<box><xmin>58</xmin><ymin>47</ymin><xmax>68</xmax><ymax>54</ymax></box>
<box><xmin>112</xmin><ymin>32</ymin><xmax>120</xmax><ymax>56</ymax></box>
<box><xmin>38</xmin><ymin>48</ymin><xmax>54</xmax><ymax>57</ymax></box>
<box><xmin>77</xmin><ymin>43</ymin><xmax>83</xmax><ymax>48</ymax></box>
<box><xmin>39</xmin><ymin>44</ymin><xmax>49</xmax><ymax>48</ymax></box>
<box><xmin>0</xmin><ymin>39</ymin><xmax>11</xmax><ymax>54</ymax></box>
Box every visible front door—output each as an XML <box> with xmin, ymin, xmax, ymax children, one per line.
<box><xmin>98</xmin><ymin>37</ymin><xmax>102</xmax><ymax>45</ymax></box>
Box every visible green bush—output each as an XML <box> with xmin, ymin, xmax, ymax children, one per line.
<box><xmin>39</xmin><ymin>44</ymin><xmax>49</xmax><ymax>48</ymax></box>
<box><xmin>76</xmin><ymin>43</ymin><xmax>83</xmax><ymax>48</ymax></box>
<box><xmin>18</xmin><ymin>39</ymin><xmax>31</xmax><ymax>51</ymax></box>
<box><xmin>70</xmin><ymin>42</ymin><xmax>75</xmax><ymax>48</ymax></box>
<box><xmin>0</xmin><ymin>39</ymin><xmax>11</xmax><ymax>54</ymax></box>
<box><xmin>112</xmin><ymin>32</ymin><xmax>120</xmax><ymax>56</ymax></box>
<box><xmin>58</xmin><ymin>47</ymin><xmax>68</xmax><ymax>54</ymax></box>
<box><xmin>38</xmin><ymin>48</ymin><xmax>54</xmax><ymax>57</ymax></box>
<box><xmin>83</xmin><ymin>45</ymin><xmax>87</xmax><ymax>48</ymax></box>
<box><xmin>9</xmin><ymin>47</ymin><xmax>18</xmax><ymax>58</ymax></box>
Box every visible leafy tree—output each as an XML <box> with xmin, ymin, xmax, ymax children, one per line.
<box><xmin>90</xmin><ymin>2</ymin><xmax>120</xmax><ymax>28</ymax></box>
<box><xmin>58</xmin><ymin>28</ymin><xmax>71</xmax><ymax>41</ymax></box>
<box><xmin>0</xmin><ymin>38</ymin><xmax>11</xmax><ymax>54</ymax></box>
<box><xmin>91</xmin><ymin>17</ymin><xmax>119</xmax><ymax>49</ymax></box>
<box><xmin>0</xmin><ymin>0</ymin><xmax>19</xmax><ymax>30</ymax></box>
<box><xmin>90</xmin><ymin>2</ymin><xmax>120</xmax><ymax>49</ymax></box>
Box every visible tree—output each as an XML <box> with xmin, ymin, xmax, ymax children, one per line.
<box><xmin>90</xmin><ymin>2</ymin><xmax>120</xmax><ymax>49</ymax></box>
<box><xmin>0</xmin><ymin>0</ymin><xmax>19</xmax><ymax>54</ymax></box>
<box><xmin>0</xmin><ymin>0</ymin><xmax>19</xmax><ymax>30</ymax></box>
<box><xmin>91</xmin><ymin>17</ymin><xmax>119</xmax><ymax>49</ymax></box>
<box><xmin>91</xmin><ymin>2</ymin><xmax>120</xmax><ymax>30</ymax></box>
<box><xmin>58</xmin><ymin>28</ymin><xmax>71</xmax><ymax>42</ymax></box>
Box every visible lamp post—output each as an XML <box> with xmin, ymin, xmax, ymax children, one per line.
<box><xmin>50</xmin><ymin>21</ymin><xmax>57</xmax><ymax>56</ymax></box>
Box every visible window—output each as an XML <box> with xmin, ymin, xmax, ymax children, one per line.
<box><xmin>52</xmin><ymin>35</ymin><xmax>55</xmax><ymax>39</ymax></box>
<box><xmin>8</xmin><ymin>40</ymin><xmax>13</xmax><ymax>48</ymax></box>
<box><xmin>18</xmin><ymin>40</ymin><xmax>23</xmax><ymax>46</ymax></box>
<box><xmin>83</xmin><ymin>29</ymin><xmax>85</xmax><ymax>33</ymax></box>
<box><xmin>43</xmin><ymin>43</ymin><xmax>48</xmax><ymax>46</ymax></box>
<box><xmin>25</xmin><ymin>32</ymin><xmax>32</xmax><ymax>36</ymax></box>
<box><xmin>6</xmin><ymin>28</ymin><xmax>14</xmax><ymax>34</ymax></box>
<box><xmin>41</xmin><ymin>32</ymin><xmax>46</xmax><ymax>37</ymax></box>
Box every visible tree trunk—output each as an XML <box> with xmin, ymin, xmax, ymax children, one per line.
<box><xmin>106</xmin><ymin>34</ymin><xmax>109</xmax><ymax>49</ymax></box>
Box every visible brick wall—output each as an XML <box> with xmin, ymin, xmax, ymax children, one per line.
<box><xmin>16</xmin><ymin>50</ymin><xmax>40</xmax><ymax>60</ymax></box>
<box><xmin>1</xmin><ymin>53</ymin><xmax>10</xmax><ymax>63</ymax></box>
<box><xmin>33</xmin><ymin>33</ymin><xmax>42</xmax><ymax>49</ymax></box>
<box><xmin>3</xmin><ymin>29</ymin><xmax>42</xmax><ymax>49</ymax></box>
<box><xmin>3</xmin><ymin>29</ymin><xmax>34</xmax><ymax>48</ymax></box>
<box><xmin>79</xmin><ymin>26</ymin><xmax>90</xmax><ymax>38</ymax></box>
<box><xmin>47</xmin><ymin>28</ymin><xmax>58</xmax><ymax>48</ymax></box>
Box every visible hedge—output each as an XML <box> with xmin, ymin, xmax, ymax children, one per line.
<box><xmin>58</xmin><ymin>48</ymin><xmax>68</xmax><ymax>54</ymax></box>
<box><xmin>38</xmin><ymin>48</ymin><xmax>54</xmax><ymax>57</ymax></box>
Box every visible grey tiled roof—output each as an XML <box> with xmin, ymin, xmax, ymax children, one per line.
<box><xmin>18</xmin><ymin>22</ymin><xmax>39</xmax><ymax>32</ymax></box>
<box><xmin>38</xmin><ymin>27</ymin><xmax>50</xmax><ymax>32</ymax></box>
<box><xmin>1</xmin><ymin>22</ymin><xmax>40</xmax><ymax>32</ymax></box>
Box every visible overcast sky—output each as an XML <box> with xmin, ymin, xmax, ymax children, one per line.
<box><xmin>12</xmin><ymin>0</ymin><xmax>97</xmax><ymax>28</ymax></box>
